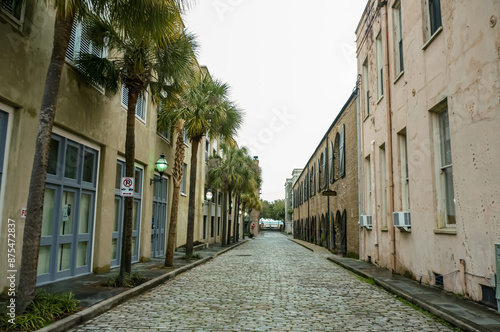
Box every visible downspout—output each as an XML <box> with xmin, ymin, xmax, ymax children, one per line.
<box><xmin>355</xmin><ymin>74</ymin><xmax>363</xmax><ymax>259</ymax></box>
<box><xmin>381</xmin><ymin>1</ymin><xmax>396</xmax><ymax>273</ymax></box>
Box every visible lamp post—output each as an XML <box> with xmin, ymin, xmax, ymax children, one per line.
<box><xmin>206</xmin><ymin>189</ymin><xmax>213</xmax><ymax>201</ymax></box>
<box><xmin>150</xmin><ymin>153</ymin><xmax>168</xmax><ymax>185</ymax></box>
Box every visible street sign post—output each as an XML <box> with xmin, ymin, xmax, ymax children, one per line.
<box><xmin>121</xmin><ymin>177</ymin><xmax>135</xmax><ymax>197</ymax></box>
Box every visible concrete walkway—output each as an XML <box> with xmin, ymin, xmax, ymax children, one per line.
<box><xmin>37</xmin><ymin>241</ymin><xmax>247</xmax><ymax>332</ymax></box>
<box><xmin>291</xmin><ymin>238</ymin><xmax>500</xmax><ymax>332</ymax></box>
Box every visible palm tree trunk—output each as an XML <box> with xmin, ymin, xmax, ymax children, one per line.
<box><xmin>221</xmin><ymin>191</ymin><xmax>227</xmax><ymax>245</ymax></box>
<box><xmin>227</xmin><ymin>188</ymin><xmax>232</xmax><ymax>245</ymax></box>
<box><xmin>185</xmin><ymin>137</ymin><xmax>200</xmax><ymax>257</ymax></box>
<box><xmin>165</xmin><ymin>125</ymin><xmax>185</xmax><ymax>267</ymax></box>
<box><xmin>119</xmin><ymin>86</ymin><xmax>139</xmax><ymax>285</ymax></box>
<box><xmin>234</xmin><ymin>194</ymin><xmax>240</xmax><ymax>242</ymax></box>
<box><xmin>17</xmin><ymin>13</ymin><xmax>74</xmax><ymax>315</ymax></box>
<box><xmin>241</xmin><ymin>201</ymin><xmax>246</xmax><ymax>240</ymax></box>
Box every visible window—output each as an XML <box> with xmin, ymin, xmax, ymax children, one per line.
<box><xmin>424</xmin><ymin>0</ymin><xmax>442</xmax><ymax>40</ymax></box>
<box><xmin>329</xmin><ymin>142</ymin><xmax>334</xmax><ymax>183</ymax></box>
<box><xmin>183</xmin><ymin>128</ymin><xmax>188</xmax><ymax>144</ymax></box>
<box><xmin>317</xmin><ymin>159</ymin><xmax>320</xmax><ymax>193</ymax></box>
<box><xmin>181</xmin><ymin>163</ymin><xmax>187</xmax><ymax>194</ymax></box>
<box><xmin>379</xmin><ymin>144</ymin><xmax>387</xmax><ymax>228</ymax></box>
<box><xmin>157</xmin><ymin>115</ymin><xmax>172</xmax><ymax>142</ymax></box>
<box><xmin>399</xmin><ymin>130</ymin><xmax>410</xmax><ymax>210</ymax></box>
<box><xmin>205</xmin><ymin>140</ymin><xmax>209</xmax><ymax>161</ymax></box>
<box><xmin>339</xmin><ymin>125</ymin><xmax>345</xmax><ymax>178</ymax></box>
<box><xmin>66</xmin><ymin>18</ymin><xmax>105</xmax><ymax>66</ymax></box>
<box><xmin>365</xmin><ymin>155</ymin><xmax>372</xmax><ymax>215</ymax></box>
<box><xmin>1</xmin><ymin>0</ymin><xmax>25</xmax><ymax>22</ymax></box>
<box><xmin>362</xmin><ymin>59</ymin><xmax>369</xmax><ymax>117</ymax></box>
<box><xmin>376</xmin><ymin>32</ymin><xmax>384</xmax><ymax>99</ymax></box>
<box><xmin>121</xmin><ymin>85</ymin><xmax>147</xmax><ymax>122</ymax></box>
<box><xmin>213</xmin><ymin>139</ymin><xmax>218</xmax><ymax>156</ymax></box>
<box><xmin>322</xmin><ymin>148</ymin><xmax>327</xmax><ymax>189</ymax></box>
<box><xmin>432</xmin><ymin>103</ymin><xmax>455</xmax><ymax>227</ymax></box>
<box><xmin>393</xmin><ymin>1</ymin><xmax>404</xmax><ymax>75</ymax></box>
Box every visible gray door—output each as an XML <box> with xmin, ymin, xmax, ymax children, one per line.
<box><xmin>151</xmin><ymin>176</ymin><xmax>168</xmax><ymax>258</ymax></box>
<box><xmin>0</xmin><ymin>110</ymin><xmax>8</xmax><ymax>192</ymax></box>
<box><xmin>112</xmin><ymin>161</ymin><xmax>143</xmax><ymax>268</ymax></box>
<box><xmin>37</xmin><ymin>134</ymin><xmax>97</xmax><ymax>285</ymax></box>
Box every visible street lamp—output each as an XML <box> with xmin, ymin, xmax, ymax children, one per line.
<box><xmin>150</xmin><ymin>153</ymin><xmax>168</xmax><ymax>185</ymax></box>
<box><xmin>206</xmin><ymin>189</ymin><xmax>213</xmax><ymax>201</ymax></box>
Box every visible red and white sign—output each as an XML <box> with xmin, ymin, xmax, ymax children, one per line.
<box><xmin>251</xmin><ymin>222</ymin><xmax>255</xmax><ymax>229</ymax></box>
<box><xmin>21</xmin><ymin>208</ymin><xmax>27</xmax><ymax>218</ymax></box>
<box><xmin>120</xmin><ymin>177</ymin><xmax>135</xmax><ymax>197</ymax></box>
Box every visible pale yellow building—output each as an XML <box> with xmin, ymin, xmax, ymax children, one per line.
<box><xmin>0</xmin><ymin>2</ymin><xmax>222</xmax><ymax>291</ymax></box>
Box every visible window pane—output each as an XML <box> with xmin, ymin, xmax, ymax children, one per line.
<box><xmin>115</xmin><ymin>163</ymin><xmax>122</xmax><ymax>189</ymax></box>
<box><xmin>60</xmin><ymin>191</ymin><xmax>75</xmax><ymax>235</ymax></box>
<box><xmin>41</xmin><ymin>188</ymin><xmax>56</xmax><ymax>236</ymax></box>
<box><xmin>79</xmin><ymin>193</ymin><xmax>92</xmax><ymax>234</ymax></box>
<box><xmin>134</xmin><ymin>169</ymin><xmax>141</xmax><ymax>194</ymax></box>
<box><xmin>37</xmin><ymin>246</ymin><xmax>51</xmax><ymax>275</ymax></box>
<box><xmin>132</xmin><ymin>237</ymin><xmax>137</xmax><ymax>255</ymax></box>
<box><xmin>113</xmin><ymin>199</ymin><xmax>120</xmax><ymax>232</ymax></box>
<box><xmin>439</xmin><ymin>110</ymin><xmax>452</xmax><ymax>166</ymax></box>
<box><xmin>83</xmin><ymin>151</ymin><xmax>95</xmax><ymax>183</ymax></box>
<box><xmin>64</xmin><ymin>145</ymin><xmax>79</xmax><ymax>179</ymax></box>
<box><xmin>76</xmin><ymin>242</ymin><xmax>88</xmax><ymax>267</ymax></box>
<box><xmin>444</xmin><ymin>166</ymin><xmax>456</xmax><ymax>225</ymax></box>
<box><xmin>57</xmin><ymin>243</ymin><xmax>71</xmax><ymax>271</ymax></box>
<box><xmin>47</xmin><ymin>139</ymin><xmax>59</xmax><ymax>175</ymax></box>
<box><xmin>111</xmin><ymin>239</ymin><xmax>118</xmax><ymax>260</ymax></box>
<box><xmin>133</xmin><ymin>201</ymin><xmax>139</xmax><ymax>231</ymax></box>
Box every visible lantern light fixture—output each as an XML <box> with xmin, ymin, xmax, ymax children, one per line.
<box><xmin>150</xmin><ymin>153</ymin><xmax>168</xmax><ymax>185</ymax></box>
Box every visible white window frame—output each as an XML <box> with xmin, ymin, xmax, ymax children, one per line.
<box><xmin>121</xmin><ymin>85</ymin><xmax>147</xmax><ymax>124</ymax></box>
<box><xmin>0</xmin><ymin>0</ymin><xmax>26</xmax><ymax>29</ymax></box>
<box><xmin>376</xmin><ymin>31</ymin><xmax>384</xmax><ymax>100</ymax></box>
<box><xmin>379</xmin><ymin>144</ymin><xmax>387</xmax><ymax>229</ymax></box>
<box><xmin>393</xmin><ymin>1</ymin><xmax>404</xmax><ymax>77</ymax></box>
<box><xmin>399</xmin><ymin>130</ymin><xmax>410</xmax><ymax>211</ymax></box>
<box><xmin>362</xmin><ymin>59</ymin><xmax>370</xmax><ymax>119</ymax></box>
<box><xmin>0</xmin><ymin>102</ymin><xmax>14</xmax><ymax>234</ymax></box>
<box><xmin>431</xmin><ymin>101</ymin><xmax>456</xmax><ymax>229</ymax></box>
<box><xmin>180</xmin><ymin>163</ymin><xmax>187</xmax><ymax>195</ymax></box>
<box><xmin>423</xmin><ymin>0</ymin><xmax>443</xmax><ymax>46</ymax></box>
<box><xmin>365</xmin><ymin>155</ymin><xmax>372</xmax><ymax>215</ymax></box>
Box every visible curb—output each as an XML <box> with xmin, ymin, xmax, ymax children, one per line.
<box><xmin>327</xmin><ymin>257</ymin><xmax>485</xmax><ymax>332</ymax></box>
<box><xmin>37</xmin><ymin>241</ymin><xmax>246</xmax><ymax>332</ymax></box>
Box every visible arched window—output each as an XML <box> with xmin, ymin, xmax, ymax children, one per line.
<box><xmin>334</xmin><ymin>133</ymin><xmax>340</xmax><ymax>180</ymax></box>
<box><xmin>340</xmin><ymin>124</ymin><xmax>346</xmax><ymax>177</ymax></box>
<box><xmin>323</xmin><ymin>147</ymin><xmax>327</xmax><ymax>188</ymax></box>
<box><xmin>319</xmin><ymin>153</ymin><xmax>324</xmax><ymax>190</ymax></box>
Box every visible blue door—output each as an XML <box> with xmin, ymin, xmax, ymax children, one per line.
<box><xmin>0</xmin><ymin>110</ymin><xmax>8</xmax><ymax>192</ymax></box>
<box><xmin>37</xmin><ymin>134</ymin><xmax>98</xmax><ymax>284</ymax></box>
<box><xmin>151</xmin><ymin>176</ymin><xmax>168</xmax><ymax>258</ymax></box>
<box><xmin>111</xmin><ymin>161</ymin><xmax>143</xmax><ymax>268</ymax></box>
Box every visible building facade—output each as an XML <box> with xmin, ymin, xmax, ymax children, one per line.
<box><xmin>284</xmin><ymin>168</ymin><xmax>302</xmax><ymax>235</ymax></box>
<box><xmin>293</xmin><ymin>92</ymin><xmax>359</xmax><ymax>257</ymax></box>
<box><xmin>0</xmin><ymin>2</ymin><xmax>221</xmax><ymax>290</ymax></box>
<box><xmin>356</xmin><ymin>0</ymin><xmax>500</xmax><ymax>304</ymax></box>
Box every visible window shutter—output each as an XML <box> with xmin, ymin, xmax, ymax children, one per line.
<box><xmin>330</xmin><ymin>142</ymin><xmax>334</xmax><ymax>183</ymax></box>
<box><xmin>121</xmin><ymin>85</ymin><xmax>129</xmax><ymax>108</ymax></box>
<box><xmin>66</xmin><ymin>20</ymin><xmax>80</xmax><ymax>62</ymax></box>
<box><xmin>323</xmin><ymin>147</ymin><xmax>327</xmax><ymax>189</ymax></box>
<box><xmin>1</xmin><ymin>0</ymin><xmax>14</xmax><ymax>13</ymax></box>
<box><xmin>317</xmin><ymin>159</ymin><xmax>320</xmax><ymax>193</ymax></box>
<box><xmin>135</xmin><ymin>96</ymin><xmax>144</xmax><ymax>120</ymax></box>
<box><xmin>340</xmin><ymin>125</ymin><xmax>345</xmax><ymax>177</ymax></box>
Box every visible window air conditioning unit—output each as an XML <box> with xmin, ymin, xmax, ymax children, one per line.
<box><xmin>359</xmin><ymin>215</ymin><xmax>372</xmax><ymax>229</ymax></box>
<box><xmin>393</xmin><ymin>211</ymin><xmax>411</xmax><ymax>231</ymax></box>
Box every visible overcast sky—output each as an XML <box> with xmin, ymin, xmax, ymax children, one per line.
<box><xmin>183</xmin><ymin>0</ymin><xmax>367</xmax><ymax>202</ymax></box>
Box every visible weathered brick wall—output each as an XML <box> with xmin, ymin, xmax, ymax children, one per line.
<box><xmin>293</xmin><ymin>93</ymin><xmax>359</xmax><ymax>257</ymax></box>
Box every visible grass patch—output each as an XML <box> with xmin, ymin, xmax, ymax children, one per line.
<box><xmin>0</xmin><ymin>289</ymin><xmax>79</xmax><ymax>331</ymax></box>
<box><xmin>396</xmin><ymin>296</ymin><xmax>463</xmax><ymax>331</ymax></box>
<box><xmin>355</xmin><ymin>274</ymin><xmax>375</xmax><ymax>285</ymax></box>
<box><xmin>102</xmin><ymin>270</ymin><xmax>149</xmax><ymax>288</ymax></box>
<box><xmin>183</xmin><ymin>253</ymin><xmax>202</xmax><ymax>260</ymax></box>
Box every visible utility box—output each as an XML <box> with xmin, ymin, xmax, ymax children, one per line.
<box><xmin>495</xmin><ymin>244</ymin><xmax>500</xmax><ymax>312</ymax></box>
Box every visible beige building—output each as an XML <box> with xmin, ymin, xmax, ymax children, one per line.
<box><xmin>293</xmin><ymin>92</ymin><xmax>359</xmax><ymax>257</ymax></box>
<box><xmin>0</xmin><ymin>2</ymin><xmax>222</xmax><ymax>291</ymax></box>
<box><xmin>356</xmin><ymin>0</ymin><xmax>500</xmax><ymax>304</ymax></box>
<box><xmin>284</xmin><ymin>168</ymin><xmax>302</xmax><ymax>235</ymax></box>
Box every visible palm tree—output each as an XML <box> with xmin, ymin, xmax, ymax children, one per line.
<box><xmin>16</xmin><ymin>0</ymin><xmax>116</xmax><ymax>314</ymax></box>
<box><xmin>159</xmin><ymin>74</ymin><xmax>242</xmax><ymax>256</ymax></box>
<box><xmin>241</xmin><ymin>191</ymin><xmax>262</xmax><ymax>238</ymax></box>
<box><xmin>75</xmin><ymin>3</ymin><xmax>197</xmax><ymax>282</ymax></box>
<box><xmin>207</xmin><ymin>145</ymin><xmax>261</xmax><ymax>243</ymax></box>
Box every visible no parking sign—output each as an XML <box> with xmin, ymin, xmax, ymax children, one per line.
<box><xmin>120</xmin><ymin>177</ymin><xmax>135</xmax><ymax>197</ymax></box>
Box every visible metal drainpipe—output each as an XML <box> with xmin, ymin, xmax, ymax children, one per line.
<box><xmin>381</xmin><ymin>1</ymin><xmax>396</xmax><ymax>273</ymax></box>
<box><xmin>355</xmin><ymin>75</ymin><xmax>363</xmax><ymax>259</ymax></box>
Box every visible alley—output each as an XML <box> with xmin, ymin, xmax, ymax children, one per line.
<box><xmin>71</xmin><ymin>233</ymin><xmax>453</xmax><ymax>331</ymax></box>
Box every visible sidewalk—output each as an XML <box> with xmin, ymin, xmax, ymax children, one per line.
<box><xmin>290</xmin><ymin>238</ymin><xmax>500</xmax><ymax>332</ymax></box>
<box><xmin>36</xmin><ymin>240</ymin><xmax>247</xmax><ymax>332</ymax></box>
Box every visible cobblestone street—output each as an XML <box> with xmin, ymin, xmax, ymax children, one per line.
<box><xmin>71</xmin><ymin>233</ymin><xmax>454</xmax><ymax>331</ymax></box>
